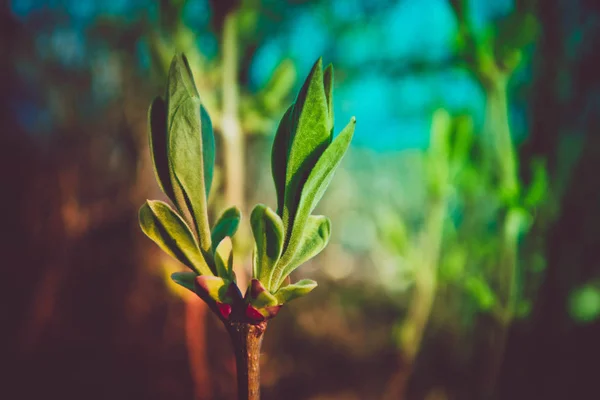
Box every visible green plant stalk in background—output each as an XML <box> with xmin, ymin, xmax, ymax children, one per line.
<box><xmin>383</xmin><ymin>110</ymin><xmax>452</xmax><ymax>400</ymax></box>
<box><xmin>140</xmin><ymin>53</ymin><xmax>355</xmax><ymax>400</ymax></box>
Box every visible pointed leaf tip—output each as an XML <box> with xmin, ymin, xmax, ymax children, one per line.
<box><xmin>168</xmin><ymin>53</ymin><xmax>199</xmax><ymax>100</ymax></box>
<box><xmin>171</xmin><ymin>271</ymin><xmax>198</xmax><ymax>293</ymax></box>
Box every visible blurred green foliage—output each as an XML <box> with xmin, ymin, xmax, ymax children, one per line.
<box><xmin>569</xmin><ymin>284</ymin><xmax>600</xmax><ymax>324</ymax></box>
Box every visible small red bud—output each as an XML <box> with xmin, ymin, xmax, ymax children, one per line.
<box><xmin>217</xmin><ymin>302</ymin><xmax>232</xmax><ymax>320</ymax></box>
<box><xmin>249</xmin><ymin>279</ymin><xmax>266</xmax><ymax>299</ymax></box>
<box><xmin>245</xmin><ymin>304</ymin><xmax>265</xmax><ymax>322</ymax></box>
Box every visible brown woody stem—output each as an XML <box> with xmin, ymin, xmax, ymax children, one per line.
<box><xmin>226</xmin><ymin>321</ymin><xmax>267</xmax><ymax>400</ymax></box>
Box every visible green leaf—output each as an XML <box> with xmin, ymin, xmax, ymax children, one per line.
<box><xmin>282</xmin><ymin>58</ymin><xmax>331</xmax><ymax>235</ymax></box>
<box><xmin>227</xmin><ymin>251</ymin><xmax>233</xmax><ymax>278</ymax></box>
<box><xmin>148</xmin><ymin>96</ymin><xmax>174</xmax><ymax>201</ymax></box>
<box><xmin>465</xmin><ymin>276</ymin><xmax>496</xmax><ymax>311</ymax></box>
<box><xmin>214</xmin><ymin>243</ymin><xmax>234</xmax><ymax>280</ymax></box>
<box><xmin>323</xmin><ymin>64</ymin><xmax>334</xmax><ymax>135</ymax></box>
<box><xmin>168</xmin><ymin>97</ymin><xmax>213</xmax><ymax>252</ymax></box>
<box><xmin>279</xmin><ymin>117</ymin><xmax>355</xmax><ymax>267</ymax></box>
<box><xmin>569</xmin><ymin>285</ymin><xmax>600</xmax><ymax>324</ymax></box>
<box><xmin>273</xmin><ymin>215</ymin><xmax>331</xmax><ymax>290</ymax></box>
<box><xmin>439</xmin><ymin>247</ymin><xmax>466</xmax><ymax>282</ymax></box>
<box><xmin>139</xmin><ymin>200</ymin><xmax>212</xmax><ymax>276</ymax></box>
<box><xmin>524</xmin><ymin>158</ymin><xmax>548</xmax><ymax>208</ymax></box>
<box><xmin>248</xmin><ymin>279</ymin><xmax>279</xmax><ymax>309</ymax></box>
<box><xmin>495</xmin><ymin>12</ymin><xmax>539</xmax><ymax>57</ymax></box>
<box><xmin>211</xmin><ymin>206</ymin><xmax>241</xmax><ymax>254</ymax></box>
<box><xmin>195</xmin><ymin>275</ymin><xmax>229</xmax><ymax>303</ymax></box>
<box><xmin>199</xmin><ymin>104</ymin><xmax>215</xmax><ymax>199</ymax></box>
<box><xmin>504</xmin><ymin>207</ymin><xmax>532</xmax><ymax>242</ymax></box>
<box><xmin>427</xmin><ymin>109</ymin><xmax>452</xmax><ymax>198</ymax></box>
<box><xmin>449</xmin><ymin>115</ymin><xmax>474</xmax><ymax>167</ymax></box>
<box><xmin>164</xmin><ymin>54</ymin><xmax>215</xmax><ymax>252</ymax></box>
<box><xmin>250</xmin><ymin>204</ymin><xmax>285</xmax><ymax>290</ymax></box>
<box><xmin>213</xmin><ymin>230</ymin><xmax>234</xmax><ymax>281</ymax></box>
<box><xmin>274</xmin><ymin>279</ymin><xmax>318</xmax><ymax>304</ymax></box>
<box><xmin>166</xmin><ymin>53</ymin><xmax>199</xmax><ymax>126</ymax></box>
<box><xmin>259</xmin><ymin>59</ymin><xmax>296</xmax><ymax>113</ymax></box>
<box><xmin>271</xmin><ymin>104</ymin><xmax>294</xmax><ymax>215</ymax></box>
<box><xmin>171</xmin><ymin>271</ymin><xmax>198</xmax><ymax>293</ymax></box>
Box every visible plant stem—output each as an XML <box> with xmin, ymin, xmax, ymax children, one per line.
<box><xmin>226</xmin><ymin>321</ymin><xmax>267</xmax><ymax>400</ymax></box>
<box><xmin>478</xmin><ymin>79</ymin><xmax>519</xmax><ymax>397</ymax></box>
<box><xmin>383</xmin><ymin>197</ymin><xmax>446</xmax><ymax>400</ymax></box>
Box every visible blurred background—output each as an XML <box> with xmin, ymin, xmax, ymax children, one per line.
<box><xmin>2</xmin><ymin>0</ymin><xmax>600</xmax><ymax>399</ymax></box>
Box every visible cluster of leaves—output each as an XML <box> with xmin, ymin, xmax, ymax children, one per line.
<box><xmin>140</xmin><ymin>54</ymin><xmax>355</xmax><ymax>324</ymax></box>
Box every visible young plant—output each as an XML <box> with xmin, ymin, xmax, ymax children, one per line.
<box><xmin>139</xmin><ymin>53</ymin><xmax>355</xmax><ymax>399</ymax></box>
